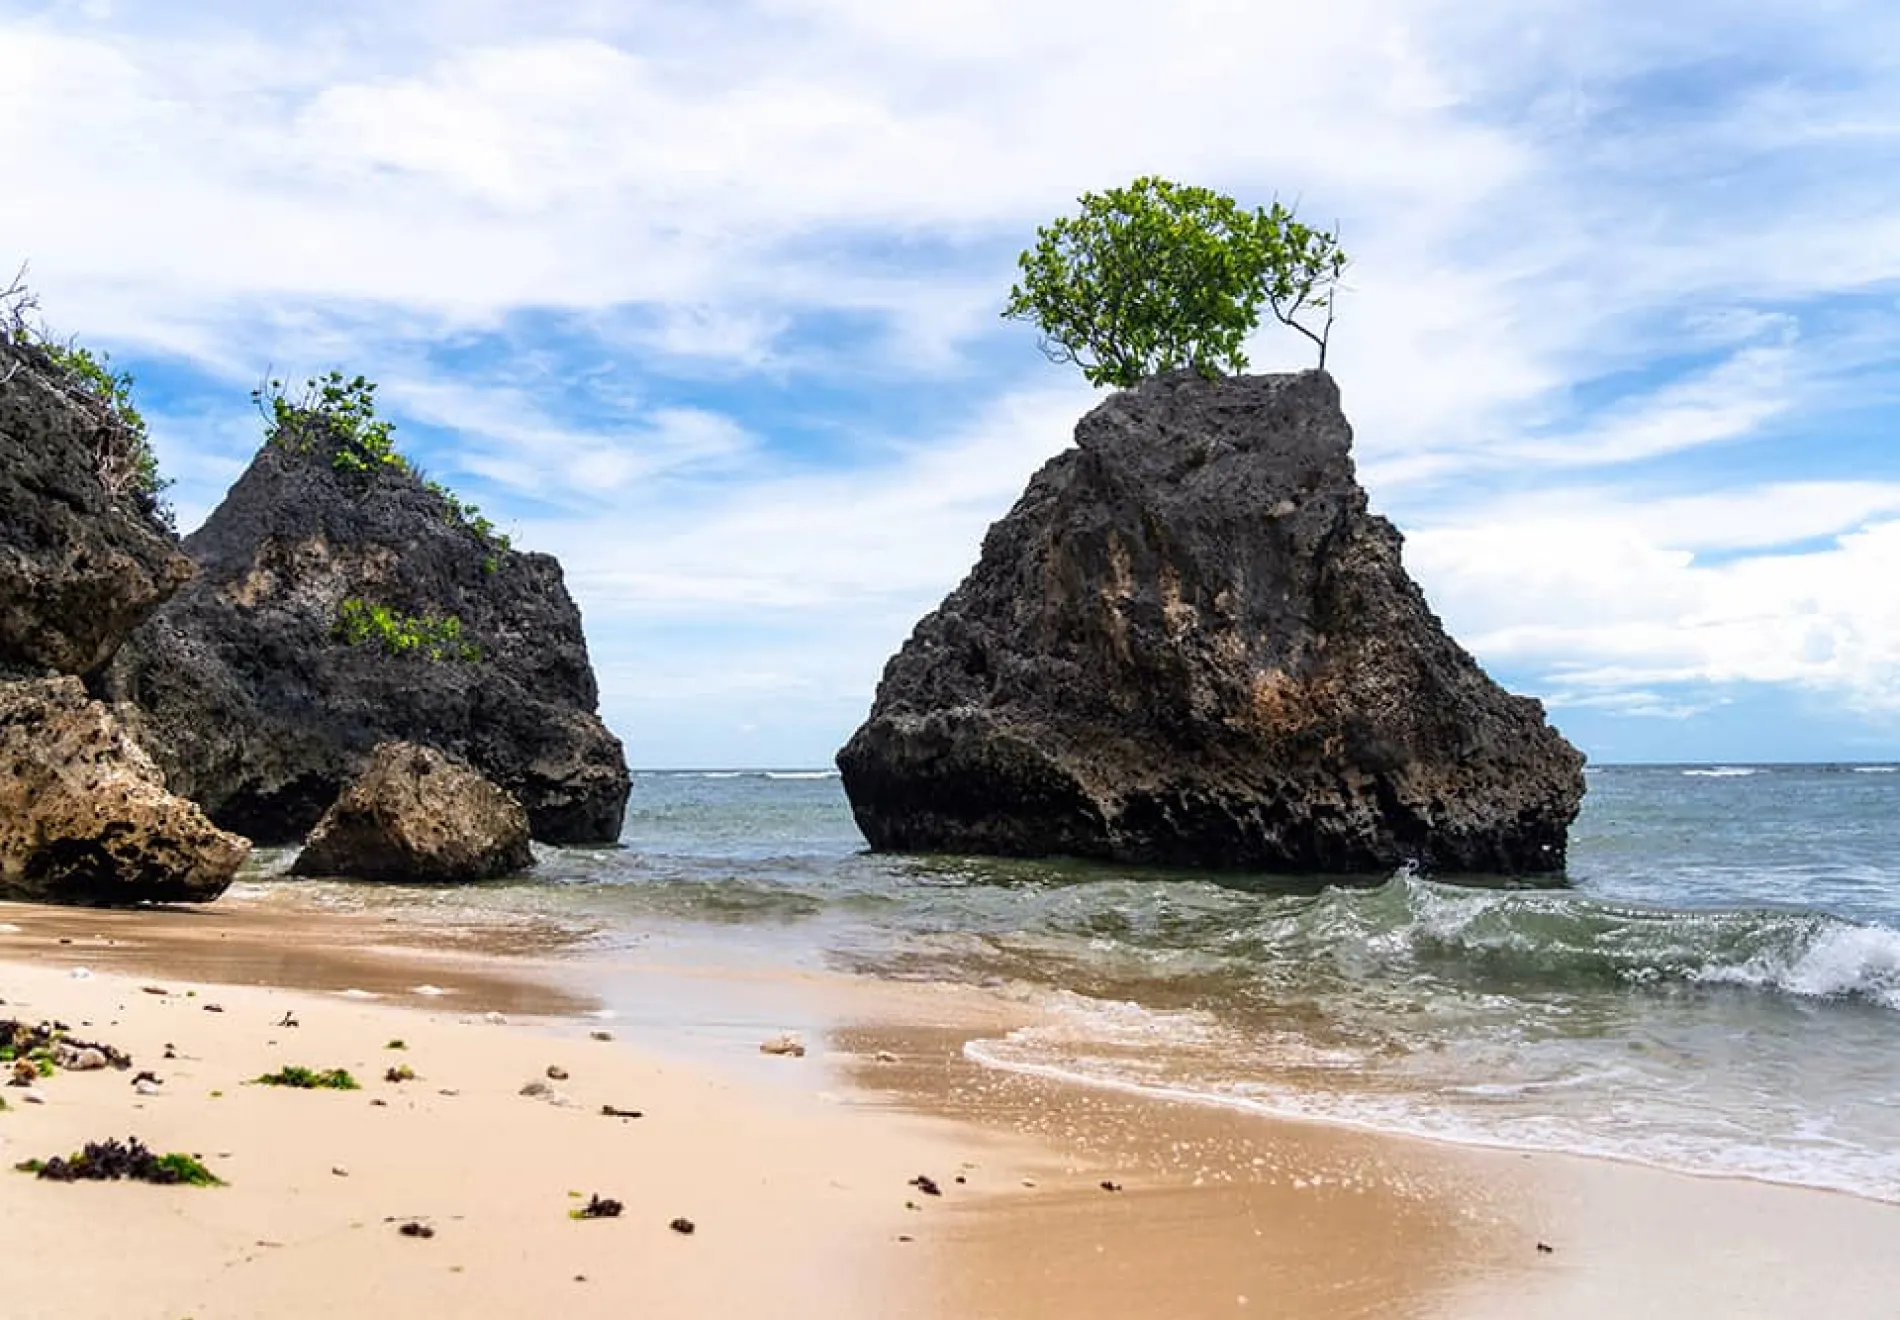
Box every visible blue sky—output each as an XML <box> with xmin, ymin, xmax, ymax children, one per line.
<box><xmin>5</xmin><ymin>0</ymin><xmax>1900</xmax><ymax>767</ymax></box>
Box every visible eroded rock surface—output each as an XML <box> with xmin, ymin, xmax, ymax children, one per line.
<box><xmin>0</xmin><ymin>677</ymin><xmax>248</xmax><ymax>904</ymax></box>
<box><xmin>107</xmin><ymin>433</ymin><xmax>630</xmax><ymax>844</ymax></box>
<box><xmin>290</xmin><ymin>741</ymin><xmax>533</xmax><ymax>883</ymax></box>
<box><xmin>838</xmin><ymin>371</ymin><xmax>1585</xmax><ymax>875</ymax></box>
<box><xmin>0</xmin><ymin>338</ymin><xmax>192</xmax><ymax>679</ymax></box>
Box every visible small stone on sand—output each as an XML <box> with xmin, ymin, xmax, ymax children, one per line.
<box><xmin>759</xmin><ymin>1034</ymin><xmax>806</xmax><ymax>1058</ymax></box>
<box><xmin>669</xmin><ymin>1217</ymin><xmax>696</xmax><ymax>1235</ymax></box>
<box><xmin>590</xmin><ymin>1030</ymin><xmax>614</xmax><ymax>1042</ymax></box>
<box><xmin>546</xmin><ymin>1065</ymin><xmax>569</xmax><ymax>1080</ymax></box>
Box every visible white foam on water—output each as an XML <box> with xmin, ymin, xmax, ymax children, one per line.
<box><xmin>1853</xmin><ymin>766</ymin><xmax>1897</xmax><ymax>774</ymax></box>
<box><xmin>410</xmin><ymin>984</ymin><xmax>452</xmax><ymax>997</ymax></box>
<box><xmin>764</xmin><ymin>771</ymin><xmax>839</xmax><ymax>780</ymax></box>
<box><xmin>964</xmin><ymin>1014</ymin><xmax>1900</xmax><ymax>1205</ymax></box>
<box><xmin>1697</xmin><ymin>921</ymin><xmax>1900</xmax><ymax>1011</ymax></box>
<box><xmin>1683</xmin><ymin>766</ymin><xmax>1760</xmax><ymax>778</ymax></box>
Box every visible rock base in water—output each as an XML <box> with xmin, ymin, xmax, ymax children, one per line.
<box><xmin>0</xmin><ymin>677</ymin><xmax>249</xmax><ymax>904</ymax></box>
<box><xmin>290</xmin><ymin>741</ymin><xmax>534</xmax><ymax>883</ymax></box>
<box><xmin>838</xmin><ymin>371</ymin><xmax>1585</xmax><ymax>875</ymax></box>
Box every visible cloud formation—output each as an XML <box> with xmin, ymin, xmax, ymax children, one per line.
<box><xmin>5</xmin><ymin>0</ymin><xmax>1900</xmax><ymax>763</ymax></box>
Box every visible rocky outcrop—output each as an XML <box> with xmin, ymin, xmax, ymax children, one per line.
<box><xmin>0</xmin><ymin>678</ymin><xmax>248</xmax><ymax>904</ymax></box>
<box><xmin>290</xmin><ymin>741</ymin><xmax>533</xmax><ymax>883</ymax></box>
<box><xmin>0</xmin><ymin>338</ymin><xmax>192</xmax><ymax>679</ymax></box>
<box><xmin>106</xmin><ymin>430</ymin><xmax>631</xmax><ymax>845</ymax></box>
<box><xmin>838</xmin><ymin>371</ymin><xmax>1585</xmax><ymax>875</ymax></box>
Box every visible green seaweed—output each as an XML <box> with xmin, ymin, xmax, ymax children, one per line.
<box><xmin>253</xmin><ymin>1065</ymin><xmax>361</xmax><ymax>1091</ymax></box>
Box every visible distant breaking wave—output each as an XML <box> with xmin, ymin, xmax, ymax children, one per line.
<box><xmin>1682</xmin><ymin>766</ymin><xmax>1761</xmax><ymax>778</ymax></box>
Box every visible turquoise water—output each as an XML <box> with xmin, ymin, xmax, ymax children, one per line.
<box><xmin>257</xmin><ymin>765</ymin><xmax>1900</xmax><ymax>1201</ymax></box>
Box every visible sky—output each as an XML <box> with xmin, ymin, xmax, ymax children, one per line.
<box><xmin>4</xmin><ymin>0</ymin><xmax>1900</xmax><ymax>768</ymax></box>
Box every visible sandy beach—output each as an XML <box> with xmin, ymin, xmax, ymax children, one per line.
<box><xmin>3</xmin><ymin>898</ymin><xmax>1899</xmax><ymax>1320</ymax></box>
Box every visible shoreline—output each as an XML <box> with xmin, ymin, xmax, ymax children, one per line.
<box><xmin>4</xmin><ymin>896</ymin><xmax>1900</xmax><ymax>1318</ymax></box>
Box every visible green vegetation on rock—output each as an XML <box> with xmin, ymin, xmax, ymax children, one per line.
<box><xmin>257</xmin><ymin>371</ymin><xmax>406</xmax><ymax>476</ymax></box>
<box><xmin>1002</xmin><ymin>175</ymin><xmax>1349</xmax><ymax>386</ymax></box>
<box><xmin>253</xmin><ymin>1064</ymin><xmax>361</xmax><ymax>1090</ymax></box>
<box><xmin>255</xmin><ymin>368</ymin><xmax>513</xmax><ymax>566</ymax></box>
<box><xmin>426</xmin><ymin>480</ymin><xmax>513</xmax><ymax>562</ymax></box>
<box><xmin>335</xmin><ymin>598</ymin><xmax>480</xmax><ymax>663</ymax></box>
<box><xmin>3</xmin><ymin>271</ymin><xmax>173</xmax><ymax>523</ymax></box>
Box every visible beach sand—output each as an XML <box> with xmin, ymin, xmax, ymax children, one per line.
<box><xmin>4</xmin><ymin>898</ymin><xmax>1899</xmax><ymax>1319</ymax></box>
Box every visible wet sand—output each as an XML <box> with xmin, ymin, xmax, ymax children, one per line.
<box><xmin>4</xmin><ymin>896</ymin><xmax>1899</xmax><ymax>1319</ymax></box>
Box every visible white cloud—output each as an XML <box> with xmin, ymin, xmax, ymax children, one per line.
<box><xmin>1408</xmin><ymin>490</ymin><xmax>1900</xmax><ymax>713</ymax></box>
<box><xmin>7</xmin><ymin>0</ymin><xmax>1900</xmax><ymax>760</ymax></box>
<box><xmin>518</xmin><ymin>381</ymin><xmax>1090</xmax><ymax>618</ymax></box>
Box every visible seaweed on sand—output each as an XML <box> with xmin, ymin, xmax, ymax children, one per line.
<box><xmin>254</xmin><ymin>1065</ymin><xmax>361</xmax><ymax>1090</ymax></box>
<box><xmin>15</xmin><ymin>1136</ymin><xmax>221</xmax><ymax>1186</ymax></box>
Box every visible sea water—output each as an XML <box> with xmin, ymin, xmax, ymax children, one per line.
<box><xmin>249</xmin><ymin>764</ymin><xmax>1900</xmax><ymax>1202</ymax></box>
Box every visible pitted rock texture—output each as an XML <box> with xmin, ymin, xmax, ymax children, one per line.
<box><xmin>0</xmin><ymin>677</ymin><xmax>248</xmax><ymax>904</ymax></box>
<box><xmin>837</xmin><ymin>371</ymin><xmax>1585</xmax><ymax>875</ymax></box>
<box><xmin>291</xmin><ymin>741</ymin><xmax>534</xmax><ymax>883</ymax></box>
<box><xmin>0</xmin><ymin>338</ymin><xmax>192</xmax><ymax>679</ymax></box>
<box><xmin>105</xmin><ymin>434</ymin><xmax>630</xmax><ymax>844</ymax></box>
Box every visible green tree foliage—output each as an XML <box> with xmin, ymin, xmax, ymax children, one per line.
<box><xmin>257</xmin><ymin>370</ymin><xmax>512</xmax><ymax>568</ymax></box>
<box><xmin>256</xmin><ymin>371</ymin><xmax>406</xmax><ymax>475</ymax></box>
<box><xmin>1002</xmin><ymin>177</ymin><xmax>1348</xmax><ymax>387</ymax></box>
<box><xmin>335</xmin><ymin>598</ymin><xmax>481</xmax><ymax>663</ymax></box>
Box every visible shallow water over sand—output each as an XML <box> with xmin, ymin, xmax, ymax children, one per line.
<box><xmin>241</xmin><ymin>764</ymin><xmax>1900</xmax><ymax>1202</ymax></box>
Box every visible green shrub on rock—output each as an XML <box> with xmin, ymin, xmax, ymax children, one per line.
<box><xmin>335</xmin><ymin>598</ymin><xmax>480</xmax><ymax>663</ymax></box>
<box><xmin>256</xmin><ymin>371</ymin><xmax>406</xmax><ymax>476</ymax></box>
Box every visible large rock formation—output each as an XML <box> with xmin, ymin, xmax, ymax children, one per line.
<box><xmin>0</xmin><ymin>678</ymin><xmax>248</xmax><ymax>904</ymax></box>
<box><xmin>291</xmin><ymin>741</ymin><xmax>534</xmax><ymax>883</ymax></box>
<box><xmin>0</xmin><ymin>339</ymin><xmax>193</xmax><ymax>679</ymax></box>
<box><xmin>106</xmin><ymin>430</ymin><xmax>630</xmax><ymax>845</ymax></box>
<box><xmin>838</xmin><ymin>371</ymin><xmax>1585</xmax><ymax>875</ymax></box>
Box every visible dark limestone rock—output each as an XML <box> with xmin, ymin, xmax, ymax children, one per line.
<box><xmin>0</xmin><ymin>677</ymin><xmax>248</xmax><ymax>904</ymax></box>
<box><xmin>290</xmin><ymin>741</ymin><xmax>534</xmax><ymax>883</ymax></box>
<box><xmin>106</xmin><ymin>434</ymin><xmax>630</xmax><ymax>844</ymax></box>
<box><xmin>0</xmin><ymin>339</ymin><xmax>193</xmax><ymax>679</ymax></box>
<box><xmin>837</xmin><ymin>371</ymin><xmax>1585</xmax><ymax>876</ymax></box>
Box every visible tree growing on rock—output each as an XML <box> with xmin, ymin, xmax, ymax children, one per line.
<box><xmin>1002</xmin><ymin>177</ymin><xmax>1348</xmax><ymax>386</ymax></box>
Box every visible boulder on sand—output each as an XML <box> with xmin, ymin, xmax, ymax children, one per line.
<box><xmin>290</xmin><ymin>741</ymin><xmax>534</xmax><ymax>883</ymax></box>
<box><xmin>0</xmin><ymin>677</ymin><xmax>248</xmax><ymax>905</ymax></box>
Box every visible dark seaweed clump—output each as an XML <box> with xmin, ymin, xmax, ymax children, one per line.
<box><xmin>254</xmin><ymin>1065</ymin><xmax>360</xmax><ymax>1090</ymax></box>
<box><xmin>15</xmin><ymin>1136</ymin><xmax>221</xmax><ymax>1186</ymax></box>
<box><xmin>571</xmin><ymin>1194</ymin><xmax>623</xmax><ymax>1220</ymax></box>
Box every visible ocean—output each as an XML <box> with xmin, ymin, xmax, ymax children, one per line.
<box><xmin>243</xmin><ymin>764</ymin><xmax>1900</xmax><ymax>1203</ymax></box>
